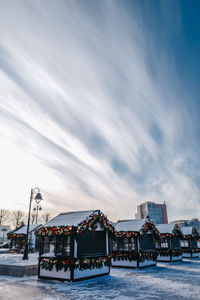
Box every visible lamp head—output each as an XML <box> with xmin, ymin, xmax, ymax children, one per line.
<box><xmin>34</xmin><ymin>192</ymin><xmax>43</xmax><ymax>205</ymax></box>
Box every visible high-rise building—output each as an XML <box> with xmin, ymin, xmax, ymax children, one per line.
<box><xmin>135</xmin><ymin>201</ymin><xmax>168</xmax><ymax>224</ymax></box>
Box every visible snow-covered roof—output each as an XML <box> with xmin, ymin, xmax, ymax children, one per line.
<box><xmin>156</xmin><ymin>224</ymin><xmax>177</xmax><ymax>234</ymax></box>
<box><xmin>115</xmin><ymin>219</ymin><xmax>146</xmax><ymax>232</ymax></box>
<box><xmin>14</xmin><ymin>224</ymin><xmax>41</xmax><ymax>234</ymax></box>
<box><xmin>43</xmin><ymin>210</ymin><xmax>97</xmax><ymax>227</ymax></box>
<box><xmin>181</xmin><ymin>226</ymin><xmax>194</xmax><ymax>235</ymax></box>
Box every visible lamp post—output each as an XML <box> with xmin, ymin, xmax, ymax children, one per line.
<box><xmin>23</xmin><ymin>187</ymin><xmax>43</xmax><ymax>260</ymax></box>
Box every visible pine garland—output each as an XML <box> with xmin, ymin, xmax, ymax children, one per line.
<box><xmin>182</xmin><ymin>248</ymin><xmax>200</xmax><ymax>254</ymax></box>
<box><xmin>116</xmin><ymin>221</ymin><xmax>160</xmax><ymax>239</ymax></box>
<box><xmin>36</xmin><ymin>210</ymin><xmax>116</xmax><ymax>237</ymax></box>
<box><xmin>157</xmin><ymin>249</ymin><xmax>182</xmax><ymax>257</ymax></box>
<box><xmin>40</xmin><ymin>256</ymin><xmax>111</xmax><ymax>272</ymax></box>
<box><xmin>76</xmin><ymin>211</ymin><xmax>116</xmax><ymax>235</ymax></box>
<box><xmin>35</xmin><ymin>226</ymin><xmax>72</xmax><ymax>237</ymax></box>
<box><xmin>140</xmin><ymin>221</ymin><xmax>160</xmax><ymax>238</ymax></box>
<box><xmin>116</xmin><ymin>231</ymin><xmax>138</xmax><ymax>238</ymax></box>
<box><xmin>8</xmin><ymin>233</ymin><xmax>26</xmax><ymax>239</ymax></box>
<box><xmin>110</xmin><ymin>252</ymin><xmax>157</xmax><ymax>262</ymax></box>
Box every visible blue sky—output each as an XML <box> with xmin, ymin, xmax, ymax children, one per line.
<box><xmin>0</xmin><ymin>0</ymin><xmax>200</xmax><ymax>222</ymax></box>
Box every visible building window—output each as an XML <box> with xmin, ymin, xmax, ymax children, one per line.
<box><xmin>49</xmin><ymin>237</ymin><xmax>56</xmax><ymax>254</ymax></box>
<box><xmin>43</xmin><ymin>236</ymin><xmax>56</xmax><ymax>255</ymax></box>
<box><xmin>115</xmin><ymin>238</ymin><xmax>135</xmax><ymax>252</ymax></box>
<box><xmin>161</xmin><ymin>238</ymin><xmax>168</xmax><ymax>248</ymax></box>
<box><xmin>112</xmin><ymin>240</ymin><xmax>117</xmax><ymax>251</ymax></box>
<box><xmin>181</xmin><ymin>240</ymin><xmax>189</xmax><ymax>248</ymax></box>
<box><xmin>56</xmin><ymin>237</ymin><xmax>64</xmax><ymax>256</ymax></box>
<box><xmin>63</xmin><ymin>236</ymin><xmax>70</xmax><ymax>256</ymax></box>
<box><xmin>43</xmin><ymin>236</ymin><xmax>50</xmax><ymax>254</ymax></box>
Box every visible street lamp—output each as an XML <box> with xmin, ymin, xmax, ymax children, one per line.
<box><xmin>23</xmin><ymin>187</ymin><xmax>43</xmax><ymax>260</ymax></box>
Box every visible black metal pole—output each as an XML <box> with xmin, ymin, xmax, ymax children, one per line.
<box><xmin>22</xmin><ymin>189</ymin><xmax>33</xmax><ymax>260</ymax></box>
<box><xmin>36</xmin><ymin>205</ymin><xmax>39</xmax><ymax>224</ymax></box>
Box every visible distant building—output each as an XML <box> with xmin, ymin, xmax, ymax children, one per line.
<box><xmin>135</xmin><ymin>201</ymin><xmax>168</xmax><ymax>224</ymax></box>
<box><xmin>0</xmin><ymin>226</ymin><xmax>11</xmax><ymax>242</ymax></box>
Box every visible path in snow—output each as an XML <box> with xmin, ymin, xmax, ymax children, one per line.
<box><xmin>0</xmin><ymin>259</ymin><xmax>200</xmax><ymax>299</ymax></box>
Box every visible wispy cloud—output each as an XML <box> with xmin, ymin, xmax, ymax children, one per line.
<box><xmin>0</xmin><ymin>0</ymin><xmax>199</xmax><ymax>221</ymax></box>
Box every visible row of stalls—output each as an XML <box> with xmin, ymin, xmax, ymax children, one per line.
<box><xmin>8</xmin><ymin>210</ymin><xmax>200</xmax><ymax>281</ymax></box>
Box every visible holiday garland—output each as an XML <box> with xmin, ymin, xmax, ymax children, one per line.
<box><xmin>36</xmin><ymin>210</ymin><xmax>116</xmax><ymax>237</ymax></box>
<box><xmin>160</xmin><ymin>233</ymin><xmax>173</xmax><ymax>238</ymax></box>
<box><xmin>35</xmin><ymin>226</ymin><xmax>72</xmax><ymax>237</ymax></box>
<box><xmin>157</xmin><ymin>249</ymin><xmax>182</xmax><ymax>257</ymax></box>
<box><xmin>115</xmin><ymin>220</ymin><xmax>160</xmax><ymax>239</ymax></box>
<box><xmin>172</xmin><ymin>224</ymin><xmax>183</xmax><ymax>237</ymax></box>
<box><xmin>76</xmin><ymin>211</ymin><xmax>116</xmax><ymax>235</ymax></box>
<box><xmin>8</xmin><ymin>233</ymin><xmax>26</xmax><ymax>239</ymax></box>
<box><xmin>116</xmin><ymin>231</ymin><xmax>138</xmax><ymax>238</ymax></box>
<box><xmin>140</xmin><ymin>221</ymin><xmax>160</xmax><ymax>238</ymax></box>
<box><xmin>110</xmin><ymin>251</ymin><xmax>157</xmax><ymax>262</ymax></box>
<box><xmin>182</xmin><ymin>248</ymin><xmax>200</xmax><ymax>254</ymax></box>
<box><xmin>182</xmin><ymin>228</ymin><xmax>199</xmax><ymax>240</ymax></box>
<box><xmin>40</xmin><ymin>256</ymin><xmax>111</xmax><ymax>272</ymax></box>
<box><xmin>159</xmin><ymin>225</ymin><xmax>183</xmax><ymax>239</ymax></box>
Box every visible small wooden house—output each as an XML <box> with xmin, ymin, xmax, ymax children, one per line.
<box><xmin>111</xmin><ymin>218</ymin><xmax>159</xmax><ymax>268</ymax></box>
<box><xmin>156</xmin><ymin>224</ymin><xmax>183</xmax><ymax>262</ymax></box>
<box><xmin>36</xmin><ymin>210</ymin><xmax>115</xmax><ymax>282</ymax></box>
<box><xmin>181</xmin><ymin>226</ymin><xmax>200</xmax><ymax>258</ymax></box>
<box><xmin>8</xmin><ymin>224</ymin><xmax>41</xmax><ymax>253</ymax></box>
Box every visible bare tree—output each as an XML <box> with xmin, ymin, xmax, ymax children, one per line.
<box><xmin>10</xmin><ymin>210</ymin><xmax>25</xmax><ymax>229</ymax></box>
<box><xmin>0</xmin><ymin>209</ymin><xmax>10</xmax><ymax>226</ymax></box>
<box><xmin>40</xmin><ymin>212</ymin><xmax>51</xmax><ymax>224</ymax></box>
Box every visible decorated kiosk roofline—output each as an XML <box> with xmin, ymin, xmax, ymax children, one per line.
<box><xmin>8</xmin><ymin>224</ymin><xmax>41</xmax><ymax>239</ymax></box>
<box><xmin>35</xmin><ymin>210</ymin><xmax>116</xmax><ymax>237</ymax></box>
<box><xmin>181</xmin><ymin>226</ymin><xmax>199</xmax><ymax>239</ymax></box>
<box><xmin>115</xmin><ymin>218</ymin><xmax>160</xmax><ymax>238</ymax></box>
<box><xmin>156</xmin><ymin>223</ymin><xmax>183</xmax><ymax>238</ymax></box>
<box><xmin>8</xmin><ymin>233</ymin><xmax>25</xmax><ymax>239</ymax></box>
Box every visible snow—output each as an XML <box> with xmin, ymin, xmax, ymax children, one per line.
<box><xmin>0</xmin><ymin>253</ymin><xmax>38</xmax><ymax>266</ymax></box>
<box><xmin>43</xmin><ymin>210</ymin><xmax>96</xmax><ymax>227</ymax></box>
<box><xmin>181</xmin><ymin>226</ymin><xmax>193</xmax><ymax>235</ymax></box>
<box><xmin>1</xmin><ymin>259</ymin><xmax>200</xmax><ymax>299</ymax></box>
<box><xmin>115</xmin><ymin>219</ymin><xmax>146</xmax><ymax>232</ymax></box>
<box><xmin>14</xmin><ymin>224</ymin><xmax>41</xmax><ymax>234</ymax></box>
<box><xmin>156</xmin><ymin>224</ymin><xmax>177</xmax><ymax>234</ymax></box>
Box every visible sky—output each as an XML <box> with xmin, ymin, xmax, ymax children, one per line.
<box><xmin>0</xmin><ymin>0</ymin><xmax>200</xmax><ymax>222</ymax></box>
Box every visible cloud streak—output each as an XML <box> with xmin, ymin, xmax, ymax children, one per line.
<box><xmin>0</xmin><ymin>0</ymin><xmax>199</xmax><ymax>221</ymax></box>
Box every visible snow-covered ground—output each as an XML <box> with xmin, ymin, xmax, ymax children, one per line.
<box><xmin>0</xmin><ymin>253</ymin><xmax>38</xmax><ymax>266</ymax></box>
<box><xmin>1</xmin><ymin>259</ymin><xmax>200</xmax><ymax>299</ymax></box>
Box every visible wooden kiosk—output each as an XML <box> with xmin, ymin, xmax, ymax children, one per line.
<box><xmin>181</xmin><ymin>226</ymin><xmax>200</xmax><ymax>258</ymax></box>
<box><xmin>36</xmin><ymin>210</ymin><xmax>115</xmax><ymax>282</ymax></box>
<box><xmin>8</xmin><ymin>224</ymin><xmax>41</xmax><ymax>253</ymax></box>
<box><xmin>156</xmin><ymin>224</ymin><xmax>183</xmax><ymax>262</ymax></box>
<box><xmin>111</xmin><ymin>218</ymin><xmax>159</xmax><ymax>268</ymax></box>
